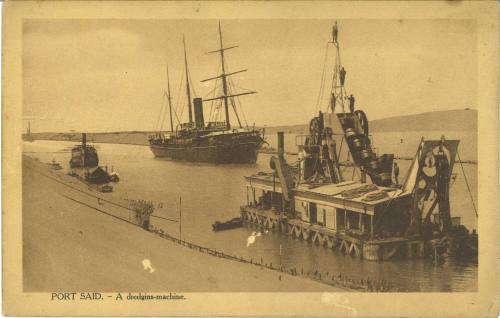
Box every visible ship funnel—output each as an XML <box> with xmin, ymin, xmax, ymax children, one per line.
<box><xmin>193</xmin><ymin>98</ymin><xmax>204</xmax><ymax>129</ymax></box>
<box><xmin>277</xmin><ymin>131</ymin><xmax>285</xmax><ymax>158</ymax></box>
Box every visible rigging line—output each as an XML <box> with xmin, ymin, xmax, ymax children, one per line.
<box><xmin>315</xmin><ymin>42</ymin><xmax>330</xmax><ymax>112</ymax></box>
<box><xmin>203</xmin><ymin>85</ymin><xmax>218</xmax><ymax>99</ymax></box>
<box><xmin>232</xmin><ymin>80</ymin><xmax>249</xmax><ymax>129</ymax></box>
<box><xmin>235</xmin><ymin>93</ymin><xmax>249</xmax><ymax>129</ymax></box>
<box><xmin>207</xmin><ymin>62</ymin><xmax>222</xmax><ymax>122</ymax></box>
<box><xmin>228</xmin><ymin>77</ymin><xmax>246</xmax><ymax>128</ymax></box>
<box><xmin>230</xmin><ymin>78</ymin><xmax>253</xmax><ymax>92</ymax></box>
<box><xmin>159</xmin><ymin>92</ymin><xmax>169</xmax><ymax>132</ymax></box>
<box><xmin>208</xmin><ymin>76</ymin><xmax>220</xmax><ymax>122</ymax></box>
<box><xmin>213</xmin><ymin>86</ymin><xmax>224</xmax><ymax>123</ymax></box>
<box><xmin>27</xmin><ymin>164</ymin><xmax>179</xmax><ymax>222</ymax></box>
<box><xmin>187</xmin><ymin>67</ymin><xmax>198</xmax><ymax>97</ymax></box>
<box><xmin>170</xmin><ymin>105</ymin><xmax>182</xmax><ymax>129</ymax></box>
<box><xmin>173</xmin><ymin>74</ymin><xmax>185</xmax><ymax>124</ymax></box>
<box><xmin>176</xmin><ymin>76</ymin><xmax>187</xmax><ymax>123</ymax></box>
<box><xmin>155</xmin><ymin>92</ymin><xmax>167</xmax><ymax>132</ymax></box>
<box><xmin>456</xmin><ymin>149</ymin><xmax>478</xmax><ymax>218</ymax></box>
<box><xmin>329</xmin><ymin>51</ymin><xmax>338</xmax><ymax>97</ymax></box>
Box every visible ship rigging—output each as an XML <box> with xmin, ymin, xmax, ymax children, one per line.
<box><xmin>149</xmin><ymin>22</ymin><xmax>264</xmax><ymax>164</ymax></box>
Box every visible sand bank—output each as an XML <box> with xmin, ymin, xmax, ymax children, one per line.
<box><xmin>22</xmin><ymin>155</ymin><xmax>344</xmax><ymax>292</ymax></box>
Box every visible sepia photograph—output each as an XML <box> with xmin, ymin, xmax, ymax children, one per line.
<box><xmin>3</xmin><ymin>1</ymin><xmax>499</xmax><ymax>317</ymax></box>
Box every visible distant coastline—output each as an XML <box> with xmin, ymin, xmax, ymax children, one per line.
<box><xmin>26</xmin><ymin>108</ymin><xmax>477</xmax><ymax>146</ymax></box>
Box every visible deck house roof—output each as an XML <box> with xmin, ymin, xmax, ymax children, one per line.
<box><xmin>245</xmin><ymin>173</ymin><xmax>411</xmax><ymax>215</ymax></box>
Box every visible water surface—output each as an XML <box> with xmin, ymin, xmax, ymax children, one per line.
<box><xmin>23</xmin><ymin>131</ymin><xmax>478</xmax><ymax>292</ymax></box>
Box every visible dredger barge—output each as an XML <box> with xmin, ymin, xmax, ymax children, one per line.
<box><xmin>240</xmin><ymin>22</ymin><xmax>477</xmax><ymax>262</ymax></box>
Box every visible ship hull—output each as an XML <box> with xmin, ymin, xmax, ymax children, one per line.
<box><xmin>150</xmin><ymin>142</ymin><xmax>260</xmax><ymax>164</ymax></box>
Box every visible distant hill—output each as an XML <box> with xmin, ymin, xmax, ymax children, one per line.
<box><xmin>369</xmin><ymin>109</ymin><xmax>477</xmax><ymax>133</ymax></box>
<box><xmin>263</xmin><ymin>109</ymin><xmax>477</xmax><ymax>134</ymax></box>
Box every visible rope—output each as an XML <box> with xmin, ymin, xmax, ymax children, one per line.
<box><xmin>229</xmin><ymin>76</ymin><xmax>250</xmax><ymax>128</ymax></box>
<box><xmin>61</xmin><ymin>194</ymin><xmax>137</xmax><ymax>226</ymax></box>
<box><xmin>187</xmin><ymin>66</ymin><xmax>198</xmax><ymax>97</ymax></box>
<box><xmin>456</xmin><ymin>149</ymin><xmax>478</xmax><ymax>218</ymax></box>
<box><xmin>158</xmin><ymin>92</ymin><xmax>168</xmax><ymax>132</ymax></box>
<box><xmin>155</xmin><ymin>91</ymin><xmax>166</xmax><ymax>132</ymax></box>
<box><xmin>59</xmin><ymin>183</ymin><xmax>388</xmax><ymax>292</ymax></box>
<box><xmin>315</xmin><ymin>42</ymin><xmax>330</xmax><ymax>113</ymax></box>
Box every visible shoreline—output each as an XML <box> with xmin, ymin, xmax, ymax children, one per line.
<box><xmin>22</xmin><ymin>155</ymin><xmax>348</xmax><ymax>292</ymax></box>
<box><xmin>26</xmin><ymin>137</ymin><xmax>478</xmax><ymax>165</ymax></box>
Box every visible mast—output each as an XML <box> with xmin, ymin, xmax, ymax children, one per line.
<box><xmin>330</xmin><ymin>21</ymin><xmax>347</xmax><ymax>113</ymax></box>
<box><xmin>201</xmin><ymin>21</ymin><xmax>256</xmax><ymax>130</ymax></box>
<box><xmin>166</xmin><ymin>65</ymin><xmax>174</xmax><ymax>132</ymax></box>
<box><xmin>218</xmin><ymin>22</ymin><xmax>231</xmax><ymax>130</ymax></box>
<box><xmin>27</xmin><ymin>121</ymin><xmax>31</xmax><ymax>135</ymax></box>
<box><xmin>183</xmin><ymin>35</ymin><xmax>193</xmax><ymax>124</ymax></box>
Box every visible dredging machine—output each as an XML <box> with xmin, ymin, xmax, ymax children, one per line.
<box><xmin>240</xmin><ymin>22</ymin><xmax>477</xmax><ymax>261</ymax></box>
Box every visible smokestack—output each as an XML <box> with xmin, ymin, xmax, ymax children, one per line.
<box><xmin>193</xmin><ymin>98</ymin><xmax>204</xmax><ymax>129</ymax></box>
<box><xmin>277</xmin><ymin>132</ymin><xmax>284</xmax><ymax>158</ymax></box>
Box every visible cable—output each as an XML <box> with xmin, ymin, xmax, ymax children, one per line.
<box><xmin>61</xmin><ymin>194</ymin><xmax>137</xmax><ymax>226</ymax></box>
<box><xmin>456</xmin><ymin>149</ymin><xmax>478</xmax><ymax>218</ymax></box>
<box><xmin>315</xmin><ymin>42</ymin><xmax>330</xmax><ymax>113</ymax></box>
<box><xmin>25</xmin><ymin>164</ymin><xmax>178</xmax><ymax>222</ymax></box>
<box><xmin>155</xmin><ymin>92</ymin><xmax>166</xmax><ymax>132</ymax></box>
<box><xmin>158</xmin><ymin>92</ymin><xmax>168</xmax><ymax>132</ymax></box>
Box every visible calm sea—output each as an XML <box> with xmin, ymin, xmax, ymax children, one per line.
<box><xmin>23</xmin><ymin>129</ymin><xmax>477</xmax><ymax>292</ymax></box>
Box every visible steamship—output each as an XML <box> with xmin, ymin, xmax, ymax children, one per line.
<box><xmin>149</xmin><ymin>23</ymin><xmax>264</xmax><ymax>164</ymax></box>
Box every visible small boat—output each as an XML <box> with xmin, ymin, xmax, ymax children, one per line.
<box><xmin>70</xmin><ymin>133</ymin><xmax>99</xmax><ymax>168</ymax></box>
<box><xmin>50</xmin><ymin>161</ymin><xmax>63</xmax><ymax>170</ymax></box>
<box><xmin>212</xmin><ymin>217</ymin><xmax>243</xmax><ymax>231</ymax></box>
<box><xmin>100</xmin><ymin>184</ymin><xmax>113</xmax><ymax>193</ymax></box>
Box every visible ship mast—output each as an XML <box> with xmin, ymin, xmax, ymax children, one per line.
<box><xmin>330</xmin><ymin>21</ymin><xmax>347</xmax><ymax>113</ymax></box>
<box><xmin>202</xmin><ymin>21</ymin><xmax>256</xmax><ymax>130</ymax></box>
<box><xmin>183</xmin><ymin>35</ymin><xmax>193</xmax><ymax>125</ymax></box>
<box><xmin>218</xmin><ymin>22</ymin><xmax>231</xmax><ymax>130</ymax></box>
<box><xmin>166</xmin><ymin>65</ymin><xmax>174</xmax><ymax>132</ymax></box>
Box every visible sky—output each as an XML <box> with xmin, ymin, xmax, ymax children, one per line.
<box><xmin>23</xmin><ymin>19</ymin><xmax>477</xmax><ymax>132</ymax></box>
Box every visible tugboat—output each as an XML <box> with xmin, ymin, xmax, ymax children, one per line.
<box><xmin>149</xmin><ymin>22</ymin><xmax>265</xmax><ymax>164</ymax></box>
<box><xmin>68</xmin><ymin>133</ymin><xmax>118</xmax><ymax>190</ymax></box>
<box><xmin>239</xmin><ymin>22</ymin><xmax>478</xmax><ymax>262</ymax></box>
<box><xmin>69</xmin><ymin>133</ymin><xmax>99</xmax><ymax>168</ymax></box>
